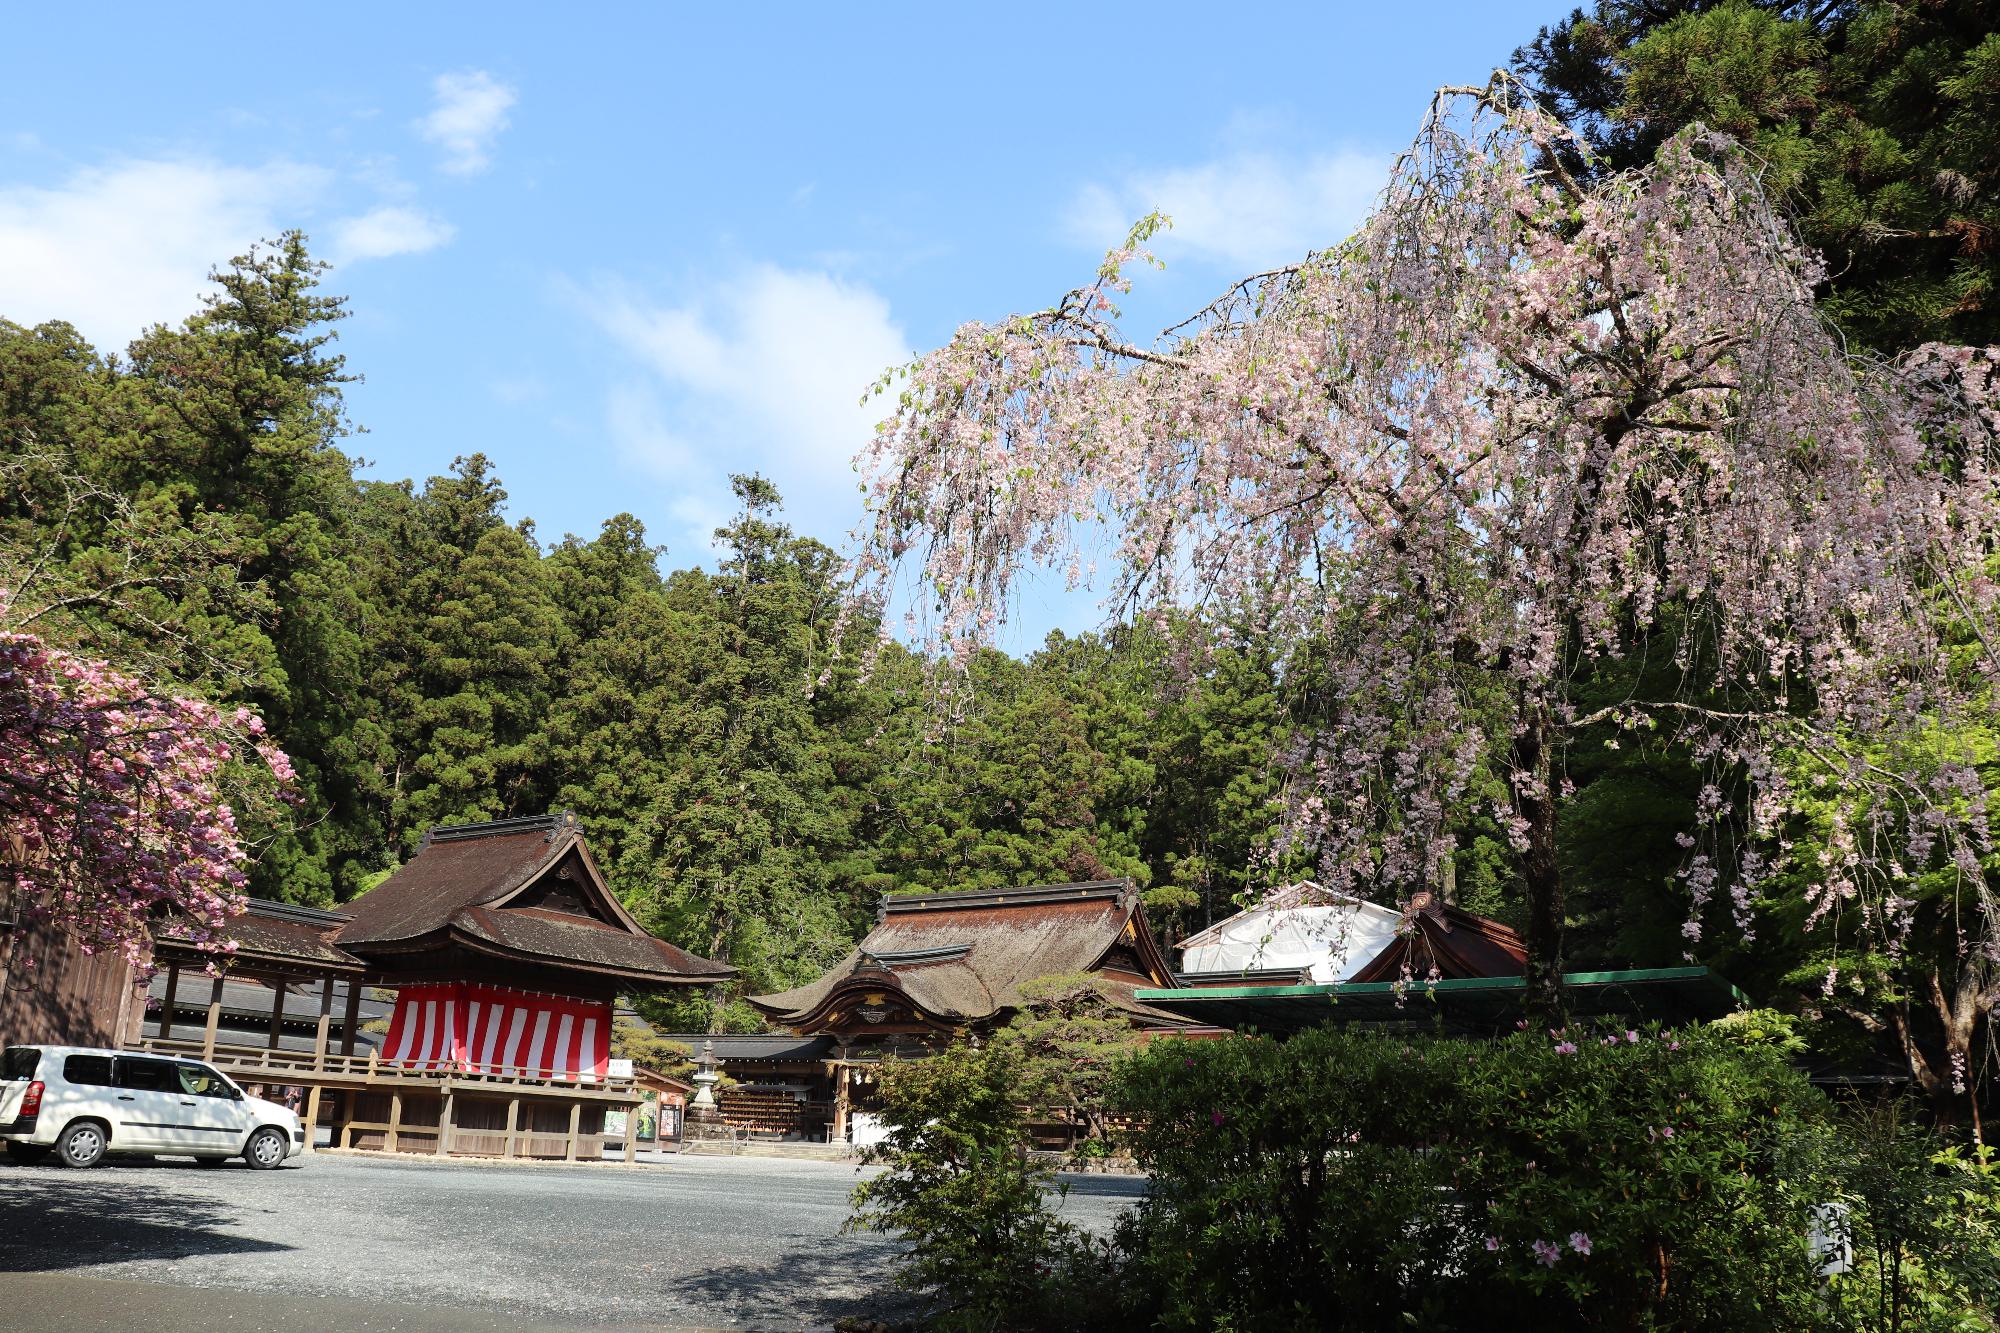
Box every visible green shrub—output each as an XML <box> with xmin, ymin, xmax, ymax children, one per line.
<box><xmin>1814</xmin><ymin>1101</ymin><xmax>2000</xmax><ymax>1332</ymax></box>
<box><xmin>847</xmin><ymin>1043</ymin><xmax>1113</xmax><ymax>1332</ymax></box>
<box><xmin>852</xmin><ymin>1026</ymin><xmax>1995</xmax><ymax>1332</ymax></box>
<box><xmin>1113</xmin><ymin>1023</ymin><xmax>1834</xmax><ymax>1332</ymax></box>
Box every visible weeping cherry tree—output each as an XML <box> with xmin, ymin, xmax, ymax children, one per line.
<box><xmin>849</xmin><ymin>76</ymin><xmax>2000</xmax><ymax>1063</ymax></box>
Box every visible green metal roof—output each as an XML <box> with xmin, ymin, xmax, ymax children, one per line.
<box><xmin>1135</xmin><ymin>967</ymin><xmax>1746</xmax><ymax>1036</ymax></box>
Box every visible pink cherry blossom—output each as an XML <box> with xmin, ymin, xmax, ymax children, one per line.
<box><xmin>0</xmin><ymin>594</ymin><xmax>295</xmax><ymax>970</ymax></box>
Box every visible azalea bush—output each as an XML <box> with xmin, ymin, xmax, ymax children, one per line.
<box><xmin>1113</xmin><ymin>1024</ymin><xmax>1833</xmax><ymax>1332</ymax></box>
<box><xmin>853</xmin><ymin>1025</ymin><xmax>1996</xmax><ymax>1331</ymax></box>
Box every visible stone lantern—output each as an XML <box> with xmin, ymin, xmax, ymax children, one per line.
<box><xmin>684</xmin><ymin>1038</ymin><xmax>728</xmax><ymax>1141</ymax></box>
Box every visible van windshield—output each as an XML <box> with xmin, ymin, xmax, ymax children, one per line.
<box><xmin>2</xmin><ymin>1048</ymin><xmax>41</xmax><ymax>1080</ymax></box>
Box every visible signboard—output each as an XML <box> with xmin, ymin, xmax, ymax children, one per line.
<box><xmin>1808</xmin><ymin>1202</ymin><xmax>1852</xmax><ymax>1277</ymax></box>
<box><xmin>607</xmin><ymin>1058</ymin><xmax>635</xmax><ymax>1079</ymax></box>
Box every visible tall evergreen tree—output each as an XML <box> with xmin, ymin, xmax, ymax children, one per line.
<box><xmin>1515</xmin><ymin>0</ymin><xmax>2000</xmax><ymax>351</ymax></box>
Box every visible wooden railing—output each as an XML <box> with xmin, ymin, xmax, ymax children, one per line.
<box><xmin>717</xmin><ymin>1089</ymin><xmax>830</xmax><ymax>1138</ymax></box>
<box><xmin>133</xmin><ymin>1035</ymin><xmax>639</xmax><ymax>1097</ymax></box>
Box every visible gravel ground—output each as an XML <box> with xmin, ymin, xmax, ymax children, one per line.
<box><xmin>0</xmin><ymin>1150</ymin><xmax>1145</xmax><ymax>1331</ymax></box>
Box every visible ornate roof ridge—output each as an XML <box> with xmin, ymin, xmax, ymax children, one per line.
<box><xmin>879</xmin><ymin>879</ymin><xmax>1130</xmax><ymax>919</ymax></box>
<box><xmin>421</xmin><ymin>810</ymin><xmax>578</xmax><ymax>847</ymax></box>
<box><xmin>243</xmin><ymin>897</ymin><xmax>352</xmax><ymax>927</ymax></box>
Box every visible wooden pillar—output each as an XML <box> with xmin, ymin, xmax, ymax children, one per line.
<box><xmin>437</xmin><ymin>1087</ymin><xmax>454</xmax><ymax>1157</ymax></box>
<box><xmin>314</xmin><ymin>977</ymin><xmax>335</xmax><ymax>1071</ymax></box>
<box><xmin>159</xmin><ymin>961</ymin><xmax>180</xmax><ymax>1041</ymax></box>
<box><xmin>303</xmin><ymin>1085</ymin><xmax>323</xmax><ymax>1151</ymax></box>
<box><xmin>386</xmin><ymin>1091</ymin><xmax>403</xmax><ymax>1153</ymax></box>
<box><xmin>338</xmin><ymin>1093</ymin><xmax>354</xmax><ymax>1150</ymax></box>
<box><xmin>340</xmin><ymin>981</ymin><xmax>363</xmax><ymax>1056</ymax></box>
<box><xmin>201</xmin><ymin>973</ymin><xmax>224</xmax><ymax>1061</ymax></box>
<box><xmin>831</xmin><ymin>1064</ymin><xmax>850</xmax><ymax>1146</ymax></box>
<box><xmin>623</xmin><ymin>1098</ymin><xmax>639</xmax><ymax>1163</ymax></box>
<box><xmin>564</xmin><ymin>1100</ymin><xmax>582</xmax><ymax>1162</ymax></box>
<box><xmin>266</xmin><ymin>978</ymin><xmax>286</xmax><ymax>1050</ymax></box>
<box><xmin>503</xmin><ymin>1097</ymin><xmax>520</xmax><ymax>1159</ymax></box>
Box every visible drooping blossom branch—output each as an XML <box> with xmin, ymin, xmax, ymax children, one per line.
<box><xmin>850</xmin><ymin>74</ymin><xmax>2000</xmax><ymax>1021</ymax></box>
<box><xmin>0</xmin><ymin>586</ymin><xmax>297</xmax><ymax>971</ymax></box>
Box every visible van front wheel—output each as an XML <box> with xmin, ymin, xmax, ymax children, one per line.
<box><xmin>243</xmin><ymin>1127</ymin><xmax>287</xmax><ymax>1170</ymax></box>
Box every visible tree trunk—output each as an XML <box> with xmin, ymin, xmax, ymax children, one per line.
<box><xmin>1514</xmin><ymin>705</ymin><xmax>1566</xmax><ymax>1019</ymax></box>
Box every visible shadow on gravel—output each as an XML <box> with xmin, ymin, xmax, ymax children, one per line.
<box><xmin>1049</xmin><ymin>1173</ymin><xmax>1148</xmax><ymax>1200</ymax></box>
<box><xmin>655</xmin><ymin>1239</ymin><xmax>920</xmax><ymax>1328</ymax></box>
<box><xmin>0</xmin><ymin>1170</ymin><xmax>293</xmax><ymax>1272</ymax></box>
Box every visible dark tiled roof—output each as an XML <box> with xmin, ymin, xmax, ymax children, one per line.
<box><xmin>458</xmin><ymin>906</ymin><xmax>734</xmax><ymax>979</ymax></box>
<box><xmin>156</xmin><ymin>899</ymin><xmax>364</xmax><ymax>973</ymax></box>
<box><xmin>749</xmin><ymin>880</ymin><xmax>1190</xmax><ymax>1028</ymax></box>
<box><xmin>658</xmin><ymin>1034</ymin><xmax>835</xmax><ymax>1063</ymax></box>
<box><xmin>338</xmin><ymin>816</ymin><xmax>573</xmax><ymax>946</ymax></box>
<box><xmin>332</xmin><ymin>813</ymin><xmax>734</xmax><ymax>987</ymax></box>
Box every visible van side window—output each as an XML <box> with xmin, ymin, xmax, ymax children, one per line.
<box><xmin>176</xmin><ymin>1064</ymin><xmax>235</xmax><ymax>1099</ymax></box>
<box><xmin>114</xmin><ymin>1057</ymin><xmax>179</xmax><ymax>1093</ymax></box>
<box><xmin>62</xmin><ymin>1054</ymin><xmax>115</xmax><ymax>1086</ymax></box>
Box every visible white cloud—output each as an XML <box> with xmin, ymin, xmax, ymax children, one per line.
<box><xmin>590</xmin><ymin>263</ymin><xmax>911</xmax><ymax>508</ymax></box>
<box><xmin>329</xmin><ymin>205</ymin><xmax>455</xmax><ymax>262</ymax></box>
<box><xmin>0</xmin><ymin>158</ymin><xmax>329</xmax><ymax>348</ymax></box>
<box><xmin>1067</xmin><ymin>147</ymin><xmax>1391</xmax><ymax>271</ymax></box>
<box><xmin>417</xmin><ymin>70</ymin><xmax>517</xmax><ymax>175</ymax></box>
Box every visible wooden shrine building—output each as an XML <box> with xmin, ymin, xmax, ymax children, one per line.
<box><xmin>134</xmin><ymin>812</ymin><xmax>733</xmax><ymax>1161</ymax></box>
<box><xmin>745</xmin><ymin>879</ymin><xmax>1193</xmax><ymax>1144</ymax></box>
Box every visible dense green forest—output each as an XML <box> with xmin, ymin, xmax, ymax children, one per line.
<box><xmin>2</xmin><ymin>0</ymin><xmax>1994</xmax><ymax>1062</ymax></box>
<box><xmin>0</xmin><ymin>235</ymin><xmax>1295</xmax><ymax>1028</ymax></box>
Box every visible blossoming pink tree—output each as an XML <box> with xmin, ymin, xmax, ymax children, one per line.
<box><xmin>852</xmin><ymin>78</ymin><xmax>2000</xmax><ymax>1040</ymax></box>
<box><xmin>0</xmin><ymin>589</ymin><xmax>296</xmax><ymax>975</ymax></box>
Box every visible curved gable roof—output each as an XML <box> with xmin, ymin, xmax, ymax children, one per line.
<box><xmin>339</xmin><ymin>815</ymin><xmax>569</xmax><ymax>946</ymax></box>
<box><xmin>336</xmin><ymin>813</ymin><xmax>734</xmax><ymax>986</ymax></box>
<box><xmin>749</xmin><ymin>880</ymin><xmax>1186</xmax><ymax>1028</ymax></box>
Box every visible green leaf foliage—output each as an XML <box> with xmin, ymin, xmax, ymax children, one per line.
<box><xmin>1515</xmin><ymin>0</ymin><xmax>2000</xmax><ymax>353</ymax></box>
<box><xmin>847</xmin><ymin>1042</ymin><xmax>1116</xmax><ymax>1333</ymax></box>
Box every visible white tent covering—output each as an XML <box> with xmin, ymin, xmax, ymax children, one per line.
<box><xmin>1176</xmin><ymin>883</ymin><xmax>1407</xmax><ymax>984</ymax></box>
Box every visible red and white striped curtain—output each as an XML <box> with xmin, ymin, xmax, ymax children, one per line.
<box><xmin>380</xmin><ymin>983</ymin><xmax>610</xmax><ymax>1082</ymax></box>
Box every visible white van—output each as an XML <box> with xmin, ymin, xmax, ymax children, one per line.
<box><xmin>0</xmin><ymin>1045</ymin><xmax>306</xmax><ymax>1169</ymax></box>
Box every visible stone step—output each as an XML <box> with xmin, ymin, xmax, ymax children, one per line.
<box><xmin>679</xmin><ymin>1139</ymin><xmax>858</xmax><ymax>1162</ymax></box>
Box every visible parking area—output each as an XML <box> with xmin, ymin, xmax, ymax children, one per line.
<box><xmin>0</xmin><ymin>1149</ymin><xmax>1145</xmax><ymax>1331</ymax></box>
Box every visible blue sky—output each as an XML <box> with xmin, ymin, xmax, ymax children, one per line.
<box><xmin>0</xmin><ymin>3</ymin><xmax>1554</xmax><ymax>647</ymax></box>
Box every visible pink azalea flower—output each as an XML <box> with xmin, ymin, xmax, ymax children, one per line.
<box><xmin>1210</xmin><ymin>1110</ymin><xmax>1226</xmax><ymax>1126</ymax></box>
<box><xmin>1555</xmin><ymin>1041</ymin><xmax>1578</xmax><ymax>1055</ymax></box>
<box><xmin>1532</xmin><ymin>1239</ymin><xmax>1562</xmax><ymax>1267</ymax></box>
<box><xmin>1568</xmin><ymin>1232</ymin><xmax>1592</xmax><ymax>1256</ymax></box>
<box><xmin>1484</xmin><ymin>1236</ymin><xmax>1501</xmax><ymax>1252</ymax></box>
<box><xmin>1625</xmin><ymin>1030</ymin><xmax>1640</xmax><ymax>1044</ymax></box>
